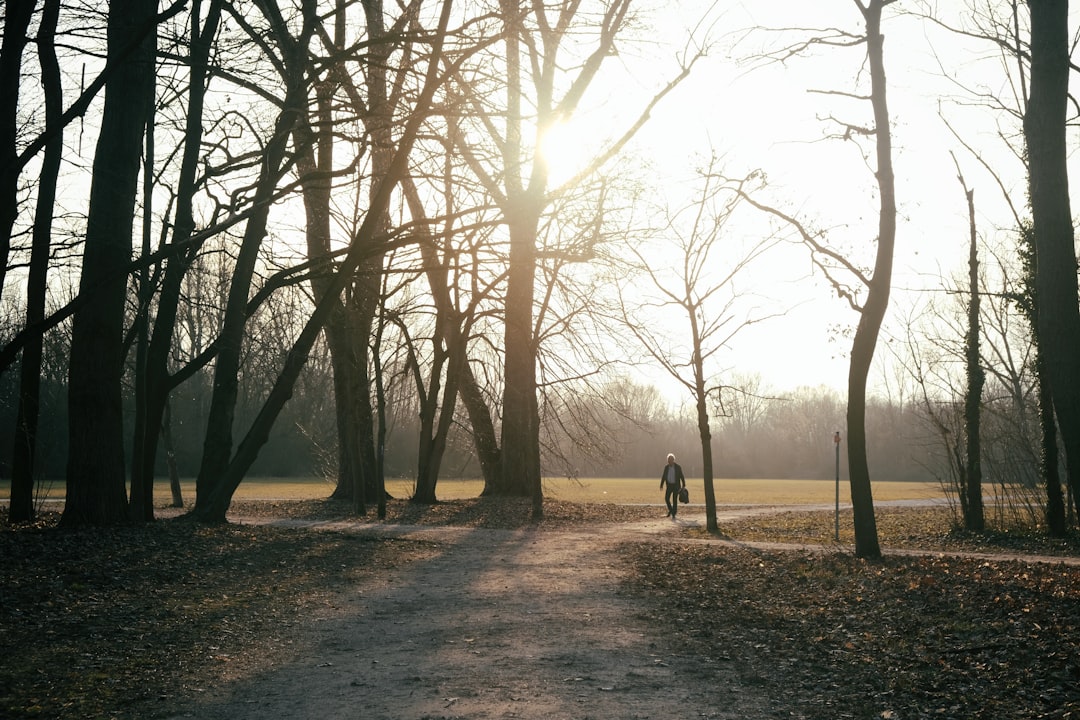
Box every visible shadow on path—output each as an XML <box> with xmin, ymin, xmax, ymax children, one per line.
<box><xmin>166</xmin><ymin>521</ymin><xmax>765</xmax><ymax>720</ymax></box>
<box><xmin>165</xmin><ymin>502</ymin><xmax>1077</xmax><ymax>720</ymax></box>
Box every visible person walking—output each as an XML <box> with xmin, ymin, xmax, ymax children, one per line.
<box><xmin>660</xmin><ymin>453</ymin><xmax>686</xmax><ymax>518</ymax></box>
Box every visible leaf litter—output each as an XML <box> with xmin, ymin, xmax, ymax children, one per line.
<box><xmin>2</xmin><ymin>498</ymin><xmax>1079</xmax><ymax>719</ymax></box>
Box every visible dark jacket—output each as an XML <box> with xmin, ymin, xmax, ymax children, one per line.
<box><xmin>660</xmin><ymin>462</ymin><xmax>686</xmax><ymax>489</ymax></box>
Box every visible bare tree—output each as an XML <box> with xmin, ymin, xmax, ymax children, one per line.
<box><xmin>342</xmin><ymin>0</ymin><xmax>397</xmax><ymax>511</ymax></box>
<box><xmin>920</xmin><ymin>0</ymin><xmax>1072</xmax><ymax>535</ymax></box>
<box><xmin>1024</xmin><ymin>0</ymin><xmax>1080</xmax><ymax>521</ymax></box>
<box><xmin>493</xmin><ymin>0</ymin><xmax>634</xmax><ymax>514</ymax></box>
<box><xmin>730</xmin><ymin>0</ymin><xmax>899</xmax><ymax>557</ymax></box>
<box><xmin>617</xmin><ymin>163</ymin><xmax>780</xmax><ymax>533</ymax></box>
<box><xmin>0</xmin><ymin>0</ymin><xmax>36</xmax><ymax>304</ymax></box>
<box><xmin>955</xmin><ymin>157</ymin><xmax>986</xmax><ymax>531</ymax></box>
<box><xmin>191</xmin><ymin>0</ymin><xmax>316</xmax><ymax>516</ymax></box>
<box><xmin>892</xmin><ymin>236</ymin><xmax>1052</xmax><ymax>529</ymax></box>
<box><xmin>128</xmin><ymin>0</ymin><xmax>224</xmax><ymax>521</ymax></box>
<box><xmin>9</xmin><ymin>0</ymin><xmax>62</xmax><ymax>523</ymax></box>
<box><xmin>188</xmin><ymin>0</ymin><xmax>457</xmax><ymax>522</ymax></box>
<box><xmin>292</xmin><ymin>0</ymin><xmax>368</xmax><ymax>507</ymax></box>
<box><xmin>398</xmin><ymin>172</ymin><xmax>501</xmax><ymax>503</ymax></box>
<box><xmin>444</xmin><ymin>0</ymin><xmax>702</xmax><ymax>519</ymax></box>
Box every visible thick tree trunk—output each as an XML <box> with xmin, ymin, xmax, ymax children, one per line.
<box><xmin>349</xmin><ymin>289</ymin><xmax>380</xmax><ymax>511</ymax></box>
<box><xmin>9</xmin><ymin>0</ymin><xmax>61</xmax><ymax>523</ymax></box>
<box><xmin>494</xmin><ymin>3</ymin><xmax>541</xmax><ymax>500</ymax></box>
<box><xmin>499</xmin><ymin>212</ymin><xmax>541</xmax><ymax>499</ymax></box>
<box><xmin>63</xmin><ymin>0</ymin><xmax>157</xmax><ymax>526</ymax></box>
<box><xmin>321</xmin><ymin>306</ymin><xmax>364</xmax><ymax>503</ymax></box>
<box><xmin>1024</xmin><ymin>0</ymin><xmax>1080</xmax><ymax>520</ymax></box>
<box><xmin>326</xmin><ymin>339</ymin><xmax>362</xmax><ymax>500</ymax></box>
<box><xmin>1017</xmin><ymin>223</ymin><xmax>1065</xmax><ymax>531</ymax></box>
<box><xmin>294</xmin><ymin>71</ymin><xmax>363</xmax><ymax>503</ymax></box>
<box><xmin>354</xmin><ymin>0</ymin><xmax>392</xmax><ymax>510</ymax></box>
<box><xmin>460</xmin><ymin>363</ymin><xmax>502</xmax><ymax>490</ymax></box>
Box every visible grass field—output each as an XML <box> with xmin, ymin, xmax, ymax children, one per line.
<box><xmin>2</xmin><ymin>476</ymin><xmax>945</xmax><ymax>506</ymax></box>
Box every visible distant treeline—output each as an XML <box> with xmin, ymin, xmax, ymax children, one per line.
<box><xmin>1</xmin><ymin>357</ymin><xmax>961</xmax><ymax>486</ymax></box>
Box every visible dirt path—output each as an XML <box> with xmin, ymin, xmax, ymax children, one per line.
<box><xmin>164</xmin><ymin>512</ymin><xmax>775</xmax><ymax>720</ymax></box>
<box><xmin>161</xmin><ymin>502</ymin><xmax>1080</xmax><ymax>720</ymax></box>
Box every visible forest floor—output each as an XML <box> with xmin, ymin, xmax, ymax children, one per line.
<box><xmin>2</xmin><ymin>497</ymin><xmax>1080</xmax><ymax>719</ymax></box>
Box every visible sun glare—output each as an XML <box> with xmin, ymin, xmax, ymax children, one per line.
<box><xmin>538</xmin><ymin>117</ymin><xmax>591</xmax><ymax>187</ymax></box>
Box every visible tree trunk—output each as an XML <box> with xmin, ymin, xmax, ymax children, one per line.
<box><xmin>961</xmin><ymin>180</ymin><xmax>984</xmax><ymax>531</ymax></box>
<box><xmin>63</xmin><ymin>0</ymin><xmax>157</xmax><ymax>526</ymax></box>
<box><xmin>494</xmin><ymin>1</ymin><xmax>540</xmax><ymax>500</ymax></box>
<box><xmin>161</xmin><ymin>399</ymin><xmax>184</xmax><ymax>508</ymax></box>
<box><xmin>9</xmin><ymin>0</ymin><xmax>61</xmax><ymax>523</ymax></box>
<box><xmin>356</xmin><ymin>0</ymin><xmax>392</xmax><ymax>509</ymax></box>
<box><xmin>294</xmin><ymin>67</ymin><xmax>363</xmax><ymax>503</ymax></box>
<box><xmin>189</xmin><ymin>0</ymin><xmax>455</xmax><ymax>522</ymax></box>
<box><xmin>846</xmin><ymin>0</ymin><xmax>895</xmax><ymax>559</ymax></box>
<box><xmin>500</xmin><ymin>211</ymin><xmax>541</xmax><ymax>499</ymax></box>
<box><xmin>130</xmin><ymin>0</ymin><xmax>221</xmax><ymax>520</ymax></box>
<box><xmin>693</xmin><ymin>355</ymin><xmax>718</xmax><ymax>533</ymax></box>
<box><xmin>192</xmin><ymin>9</ymin><xmax>308</xmax><ymax>511</ymax></box>
<box><xmin>327</xmin><ymin>340</ymin><xmax>362</xmax><ymax>500</ymax></box>
<box><xmin>129</xmin><ymin>62</ymin><xmax>157</xmax><ymax>522</ymax></box>
<box><xmin>1024</xmin><ymin>0</ymin><xmax>1080</xmax><ymax>520</ymax></box>
<box><xmin>1036</xmin><ymin>355</ymin><xmax>1066</xmax><ymax>534</ymax></box>
<box><xmin>1017</xmin><ymin>220</ymin><xmax>1065</xmax><ymax>532</ymax></box>
<box><xmin>460</xmin><ymin>363</ymin><xmax>502</xmax><ymax>490</ymax></box>
<box><xmin>348</xmin><ymin>289</ymin><xmax>379</xmax><ymax>511</ymax></box>
<box><xmin>0</xmin><ymin>0</ymin><xmax>35</xmax><ymax>303</ymax></box>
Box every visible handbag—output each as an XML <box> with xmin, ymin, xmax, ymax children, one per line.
<box><xmin>678</xmin><ymin>487</ymin><xmax>689</xmax><ymax>504</ymax></box>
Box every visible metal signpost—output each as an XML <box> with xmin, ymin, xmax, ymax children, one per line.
<box><xmin>833</xmin><ymin>431</ymin><xmax>841</xmax><ymax>541</ymax></box>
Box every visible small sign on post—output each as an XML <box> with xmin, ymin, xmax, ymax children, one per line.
<box><xmin>833</xmin><ymin>431</ymin><xmax>841</xmax><ymax>541</ymax></box>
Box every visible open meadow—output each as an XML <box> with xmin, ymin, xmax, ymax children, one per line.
<box><xmin>1</xmin><ymin>475</ymin><xmax>945</xmax><ymax>507</ymax></box>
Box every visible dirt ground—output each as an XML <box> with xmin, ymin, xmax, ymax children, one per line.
<box><xmin>163</xmin><ymin>512</ymin><xmax>772</xmax><ymax>720</ymax></box>
<box><xmin>6</xmin><ymin>496</ymin><xmax>1078</xmax><ymax>718</ymax></box>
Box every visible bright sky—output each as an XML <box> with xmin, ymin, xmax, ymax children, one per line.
<box><xmin>18</xmin><ymin>1</ymin><xmax>1052</xmax><ymax>407</ymax></box>
<box><xmin>541</xmin><ymin>0</ymin><xmax>1050</xmax><ymax>398</ymax></box>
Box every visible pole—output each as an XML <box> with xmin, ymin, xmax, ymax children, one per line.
<box><xmin>834</xmin><ymin>431</ymin><xmax>841</xmax><ymax>541</ymax></box>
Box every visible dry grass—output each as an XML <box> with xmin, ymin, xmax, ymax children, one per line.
<box><xmin>3</xmin><ymin>476</ymin><xmax>944</xmax><ymax>505</ymax></box>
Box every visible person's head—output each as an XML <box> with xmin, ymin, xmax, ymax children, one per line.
<box><xmin>666</xmin><ymin>453</ymin><xmax>675</xmax><ymax>465</ymax></box>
